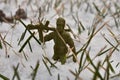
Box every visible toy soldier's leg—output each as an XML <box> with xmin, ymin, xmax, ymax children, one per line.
<box><xmin>52</xmin><ymin>54</ymin><xmax>59</xmax><ymax>61</ymax></box>
<box><xmin>59</xmin><ymin>47</ymin><xmax>68</xmax><ymax>64</ymax></box>
<box><xmin>60</xmin><ymin>54</ymin><xmax>66</xmax><ymax>64</ymax></box>
<box><xmin>52</xmin><ymin>46</ymin><xmax>59</xmax><ymax>61</ymax></box>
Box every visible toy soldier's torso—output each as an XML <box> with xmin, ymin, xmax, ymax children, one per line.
<box><xmin>44</xmin><ymin>30</ymin><xmax>71</xmax><ymax>53</ymax></box>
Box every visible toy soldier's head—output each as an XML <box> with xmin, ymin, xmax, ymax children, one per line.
<box><xmin>56</xmin><ymin>17</ymin><xmax>65</xmax><ymax>32</ymax></box>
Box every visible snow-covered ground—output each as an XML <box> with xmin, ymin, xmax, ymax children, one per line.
<box><xmin>0</xmin><ymin>0</ymin><xmax>120</xmax><ymax>80</ymax></box>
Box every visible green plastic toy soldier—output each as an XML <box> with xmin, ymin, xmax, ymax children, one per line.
<box><xmin>44</xmin><ymin>17</ymin><xmax>77</xmax><ymax>64</ymax></box>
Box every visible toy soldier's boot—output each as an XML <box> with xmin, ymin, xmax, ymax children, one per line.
<box><xmin>52</xmin><ymin>55</ymin><xmax>59</xmax><ymax>61</ymax></box>
<box><xmin>60</xmin><ymin>55</ymin><xmax>66</xmax><ymax>64</ymax></box>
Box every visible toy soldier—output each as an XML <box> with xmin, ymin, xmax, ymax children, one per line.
<box><xmin>44</xmin><ymin>17</ymin><xmax>77</xmax><ymax>64</ymax></box>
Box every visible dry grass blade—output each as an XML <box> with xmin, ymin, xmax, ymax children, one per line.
<box><xmin>66</xmin><ymin>24</ymin><xmax>77</xmax><ymax>39</ymax></box>
<box><xmin>102</xmin><ymin>44</ymin><xmax>119</xmax><ymax>66</ymax></box>
<box><xmin>93</xmin><ymin>20</ymin><xmax>109</xmax><ymax>36</ymax></box>
<box><xmin>69</xmin><ymin>69</ymin><xmax>83</xmax><ymax>80</ymax></box>
<box><xmin>107</xmin><ymin>27</ymin><xmax>119</xmax><ymax>43</ymax></box>
<box><xmin>110</xmin><ymin>72</ymin><xmax>120</xmax><ymax>79</ymax></box>
<box><xmin>101</xmin><ymin>33</ymin><xmax>119</xmax><ymax>51</ymax></box>
<box><xmin>102</xmin><ymin>0</ymin><xmax>119</xmax><ymax>28</ymax></box>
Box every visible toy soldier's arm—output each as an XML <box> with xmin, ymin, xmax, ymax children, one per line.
<box><xmin>44</xmin><ymin>32</ymin><xmax>54</xmax><ymax>42</ymax></box>
<box><xmin>26</xmin><ymin>21</ymin><xmax>50</xmax><ymax>42</ymax></box>
<box><xmin>66</xmin><ymin>33</ymin><xmax>77</xmax><ymax>62</ymax></box>
<box><xmin>68</xmin><ymin>40</ymin><xmax>76</xmax><ymax>54</ymax></box>
<box><xmin>66</xmin><ymin>34</ymin><xmax>76</xmax><ymax>54</ymax></box>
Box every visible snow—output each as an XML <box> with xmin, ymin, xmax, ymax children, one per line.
<box><xmin>0</xmin><ymin>0</ymin><xmax>120</xmax><ymax>80</ymax></box>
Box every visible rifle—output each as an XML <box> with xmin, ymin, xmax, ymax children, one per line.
<box><xmin>26</xmin><ymin>21</ymin><xmax>71</xmax><ymax>42</ymax></box>
<box><xmin>18</xmin><ymin>20</ymin><xmax>49</xmax><ymax>52</ymax></box>
<box><xmin>18</xmin><ymin>20</ymin><xmax>71</xmax><ymax>52</ymax></box>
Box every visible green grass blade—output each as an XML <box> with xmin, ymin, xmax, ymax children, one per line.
<box><xmin>116</xmin><ymin>62</ymin><xmax>120</xmax><ymax>68</ymax></box>
<box><xmin>108</xmin><ymin>60</ymin><xmax>115</xmax><ymax>73</ymax></box>
<box><xmin>98</xmin><ymin>47</ymin><xmax>113</xmax><ymax>56</ymax></box>
<box><xmin>23</xmin><ymin>51</ymin><xmax>28</xmax><ymax>61</ymax></box>
<box><xmin>0</xmin><ymin>40</ymin><xmax>2</xmax><ymax>49</ymax></box>
<box><xmin>18</xmin><ymin>29</ymin><xmax>27</xmax><ymax>45</ymax></box>
<box><xmin>18</xmin><ymin>19</ymin><xmax>41</xmax><ymax>45</ymax></box>
<box><xmin>79</xmin><ymin>26</ymin><xmax>95</xmax><ymax>68</ymax></box>
<box><xmin>72</xmin><ymin>15</ymin><xmax>77</xmax><ymax>23</ymax></box>
<box><xmin>92</xmin><ymin>61</ymin><xmax>101</xmax><ymax>80</ymax></box>
<box><xmin>113</xmin><ymin>17</ymin><xmax>119</xmax><ymax>28</ymax></box>
<box><xmin>43</xmin><ymin>56</ymin><xmax>58</xmax><ymax>69</ymax></box>
<box><xmin>42</xmin><ymin>59</ymin><xmax>52</xmax><ymax>76</ymax></box>
<box><xmin>58</xmin><ymin>74</ymin><xmax>60</xmax><ymax>80</ymax></box>
<box><xmin>32</xmin><ymin>60</ymin><xmax>40</xmax><ymax>80</ymax></box>
<box><xmin>78</xmin><ymin>20</ymin><xmax>85</xmax><ymax>31</ymax></box>
<box><xmin>86</xmin><ymin>53</ymin><xmax>103</xmax><ymax>80</ymax></box>
<box><xmin>54</xmin><ymin>0</ymin><xmax>61</xmax><ymax>8</ymax></box>
<box><xmin>69</xmin><ymin>69</ymin><xmax>76</xmax><ymax>77</ymax></box>
<box><xmin>19</xmin><ymin>32</ymin><xmax>35</xmax><ymax>52</ymax></box>
<box><xmin>12</xmin><ymin>63</ymin><xmax>20</xmax><ymax>80</ymax></box>
<box><xmin>28</xmin><ymin>41</ymin><xmax>33</xmax><ymax>52</ymax></box>
<box><xmin>0</xmin><ymin>74</ymin><xmax>9</xmax><ymax>80</ymax></box>
<box><xmin>93</xmin><ymin>2</ymin><xmax>101</xmax><ymax>13</ymax></box>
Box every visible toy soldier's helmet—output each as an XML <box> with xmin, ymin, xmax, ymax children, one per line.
<box><xmin>57</xmin><ymin>17</ymin><xmax>65</xmax><ymax>27</ymax></box>
<box><xmin>56</xmin><ymin>17</ymin><xmax>65</xmax><ymax>32</ymax></box>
